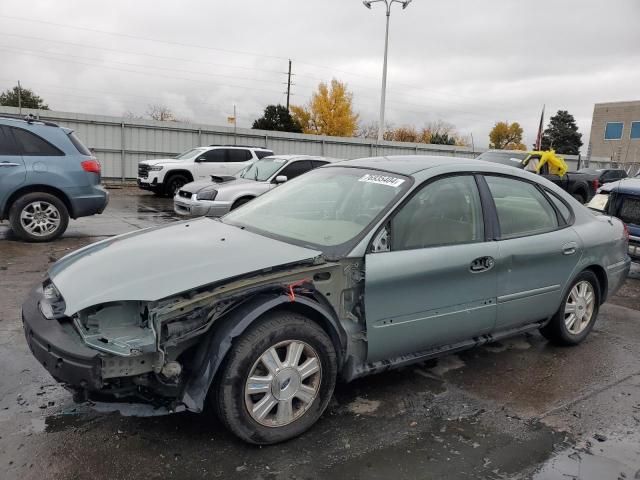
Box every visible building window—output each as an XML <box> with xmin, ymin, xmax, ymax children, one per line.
<box><xmin>631</xmin><ymin>121</ymin><xmax>640</xmax><ymax>140</ymax></box>
<box><xmin>604</xmin><ymin>122</ymin><xmax>624</xmax><ymax>140</ymax></box>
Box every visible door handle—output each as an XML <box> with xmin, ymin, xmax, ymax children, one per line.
<box><xmin>562</xmin><ymin>242</ymin><xmax>578</xmax><ymax>255</ymax></box>
<box><xmin>0</xmin><ymin>162</ymin><xmax>21</xmax><ymax>167</ymax></box>
<box><xmin>469</xmin><ymin>256</ymin><xmax>495</xmax><ymax>273</ymax></box>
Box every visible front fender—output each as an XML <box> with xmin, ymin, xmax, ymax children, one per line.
<box><xmin>181</xmin><ymin>292</ymin><xmax>345</xmax><ymax>412</ymax></box>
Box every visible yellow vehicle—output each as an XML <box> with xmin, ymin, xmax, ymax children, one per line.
<box><xmin>522</xmin><ymin>150</ymin><xmax>568</xmax><ymax>177</ymax></box>
<box><xmin>477</xmin><ymin>150</ymin><xmax>599</xmax><ymax>203</ymax></box>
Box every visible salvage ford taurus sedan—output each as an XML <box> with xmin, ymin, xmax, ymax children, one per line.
<box><xmin>22</xmin><ymin>156</ymin><xmax>630</xmax><ymax>444</ymax></box>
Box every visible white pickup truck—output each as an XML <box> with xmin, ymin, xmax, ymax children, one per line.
<box><xmin>137</xmin><ymin>145</ymin><xmax>273</xmax><ymax>196</ymax></box>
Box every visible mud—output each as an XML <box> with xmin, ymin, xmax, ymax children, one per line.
<box><xmin>1</xmin><ymin>187</ymin><xmax>639</xmax><ymax>479</ymax></box>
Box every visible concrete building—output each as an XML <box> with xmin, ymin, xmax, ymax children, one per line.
<box><xmin>588</xmin><ymin>100</ymin><xmax>640</xmax><ymax>165</ymax></box>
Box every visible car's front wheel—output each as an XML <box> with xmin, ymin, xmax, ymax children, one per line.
<box><xmin>9</xmin><ymin>192</ymin><xmax>69</xmax><ymax>242</ymax></box>
<box><xmin>539</xmin><ymin>271</ymin><xmax>600</xmax><ymax>345</ymax></box>
<box><xmin>214</xmin><ymin>311</ymin><xmax>337</xmax><ymax>444</ymax></box>
<box><xmin>164</xmin><ymin>174</ymin><xmax>189</xmax><ymax>197</ymax></box>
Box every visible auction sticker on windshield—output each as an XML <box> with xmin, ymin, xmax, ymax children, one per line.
<box><xmin>358</xmin><ymin>174</ymin><xmax>405</xmax><ymax>187</ymax></box>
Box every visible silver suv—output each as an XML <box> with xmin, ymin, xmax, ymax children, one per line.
<box><xmin>174</xmin><ymin>155</ymin><xmax>335</xmax><ymax>217</ymax></box>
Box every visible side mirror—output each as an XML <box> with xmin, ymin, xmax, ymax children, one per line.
<box><xmin>274</xmin><ymin>175</ymin><xmax>288</xmax><ymax>184</ymax></box>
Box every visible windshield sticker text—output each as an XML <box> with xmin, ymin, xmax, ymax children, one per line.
<box><xmin>358</xmin><ymin>174</ymin><xmax>404</xmax><ymax>187</ymax></box>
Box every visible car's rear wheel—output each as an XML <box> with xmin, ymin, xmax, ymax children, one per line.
<box><xmin>539</xmin><ymin>271</ymin><xmax>600</xmax><ymax>345</ymax></box>
<box><xmin>164</xmin><ymin>174</ymin><xmax>189</xmax><ymax>197</ymax></box>
<box><xmin>9</xmin><ymin>192</ymin><xmax>69</xmax><ymax>242</ymax></box>
<box><xmin>214</xmin><ymin>311</ymin><xmax>337</xmax><ymax>444</ymax></box>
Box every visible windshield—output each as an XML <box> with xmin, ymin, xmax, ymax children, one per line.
<box><xmin>587</xmin><ymin>193</ymin><xmax>609</xmax><ymax>212</ymax></box>
<box><xmin>175</xmin><ymin>148</ymin><xmax>206</xmax><ymax>160</ymax></box>
<box><xmin>223</xmin><ymin>167</ymin><xmax>410</xmax><ymax>250</ymax></box>
<box><xmin>476</xmin><ymin>151</ymin><xmax>528</xmax><ymax>167</ymax></box>
<box><xmin>240</xmin><ymin>157</ymin><xmax>286</xmax><ymax>181</ymax></box>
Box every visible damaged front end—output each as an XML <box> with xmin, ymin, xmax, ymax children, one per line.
<box><xmin>24</xmin><ymin>258</ymin><xmax>351</xmax><ymax>415</ymax></box>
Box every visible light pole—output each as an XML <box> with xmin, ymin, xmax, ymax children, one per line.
<box><xmin>363</xmin><ymin>0</ymin><xmax>412</xmax><ymax>143</ymax></box>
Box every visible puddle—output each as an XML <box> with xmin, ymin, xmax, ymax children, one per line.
<box><xmin>532</xmin><ymin>431</ymin><xmax>640</xmax><ymax>479</ymax></box>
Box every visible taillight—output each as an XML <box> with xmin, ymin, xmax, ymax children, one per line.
<box><xmin>81</xmin><ymin>159</ymin><xmax>101</xmax><ymax>173</ymax></box>
<box><xmin>593</xmin><ymin>179</ymin><xmax>600</xmax><ymax>191</ymax></box>
<box><xmin>623</xmin><ymin>223</ymin><xmax>630</xmax><ymax>241</ymax></box>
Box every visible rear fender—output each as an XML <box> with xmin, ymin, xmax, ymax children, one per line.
<box><xmin>181</xmin><ymin>292</ymin><xmax>344</xmax><ymax>412</ymax></box>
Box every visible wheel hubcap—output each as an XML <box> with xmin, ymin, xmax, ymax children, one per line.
<box><xmin>20</xmin><ymin>201</ymin><xmax>61</xmax><ymax>236</ymax></box>
<box><xmin>244</xmin><ymin>340</ymin><xmax>321</xmax><ymax>427</ymax></box>
<box><xmin>564</xmin><ymin>280</ymin><xmax>595</xmax><ymax>334</ymax></box>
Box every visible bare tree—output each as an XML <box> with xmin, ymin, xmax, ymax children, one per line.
<box><xmin>147</xmin><ymin>105</ymin><xmax>177</xmax><ymax>122</ymax></box>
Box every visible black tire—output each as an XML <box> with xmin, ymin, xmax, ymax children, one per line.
<box><xmin>163</xmin><ymin>174</ymin><xmax>190</xmax><ymax>197</ymax></box>
<box><xmin>571</xmin><ymin>192</ymin><xmax>586</xmax><ymax>204</ymax></box>
<box><xmin>9</xmin><ymin>192</ymin><xmax>69</xmax><ymax>242</ymax></box>
<box><xmin>214</xmin><ymin>310</ymin><xmax>337</xmax><ymax>445</ymax></box>
<box><xmin>540</xmin><ymin>270</ymin><xmax>600</xmax><ymax>346</ymax></box>
<box><xmin>231</xmin><ymin>197</ymin><xmax>253</xmax><ymax>210</ymax></box>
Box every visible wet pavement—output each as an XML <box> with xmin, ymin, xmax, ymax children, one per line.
<box><xmin>1</xmin><ymin>186</ymin><xmax>639</xmax><ymax>479</ymax></box>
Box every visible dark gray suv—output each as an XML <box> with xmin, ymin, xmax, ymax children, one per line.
<box><xmin>0</xmin><ymin>116</ymin><xmax>108</xmax><ymax>241</ymax></box>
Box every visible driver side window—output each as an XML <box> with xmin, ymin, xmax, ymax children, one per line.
<box><xmin>391</xmin><ymin>175</ymin><xmax>484</xmax><ymax>251</ymax></box>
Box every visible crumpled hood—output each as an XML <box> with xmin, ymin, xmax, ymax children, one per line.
<box><xmin>599</xmin><ymin>178</ymin><xmax>640</xmax><ymax>195</ymax></box>
<box><xmin>181</xmin><ymin>177</ymin><xmax>255</xmax><ymax>194</ymax></box>
<box><xmin>48</xmin><ymin>218</ymin><xmax>322</xmax><ymax>315</ymax></box>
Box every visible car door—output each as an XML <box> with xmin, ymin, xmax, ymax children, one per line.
<box><xmin>364</xmin><ymin>175</ymin><xmax>498</xmax><ymax>362</ymax></box>
<box><xmin>194</xmin><ymin>149</ymin><xmax>227</xmax><ymax>179</ymax></box>
<box><xmin>482</xmin><ymin>175</ymin><xmax>583</xmax><ymax>330</ymax></box>
<box><xmin>226</xmin><ymin>148</ymin><xmax>255</xmax><ymax>175</ymax></box>
<box><xmin>0</xmin><ymin>126</ymin><xmax>26</xmax><ymax>208</ymax></box>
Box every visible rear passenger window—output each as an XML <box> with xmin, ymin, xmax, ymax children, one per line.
<box><xmin>485</xmin><ymin>176</ymin><xmax>558</xmax><ymax>238</ymax></box>
<box><xmin>392</xmin><ymin>175</ymin><xmax>484</xmax><ymax>250</ymax></box>
<box><xmin>256</xmin><ymin>150</ymin><xmax>273</xmax><ymax>159</ymax></box>
<box><xmin>0</xmin><ymin>127</ymin><xmax>16</xmax><ymax>155</ymax></box>
<box><xmin>227</xmin><ymin>149</ymin><xmax>252</xmax><ymax>162</ymax></box>
<box><xmin>312</xmin><ymin>160</ymin><xmax>329</xmax><ymax>168</ymax></box>
<box><xmin>67</xmin><ymin>132</ymin><xmax>92</xmax><ymax>156</ymax></box>
<box><xmin>201</xmin><ymin>149</ymin><xmax>226</xmax><ymax>162</ymax></box>
<box><xmin>546</xmin><ymin>191</ymin><xmax>572</xmax><ymax>224</ymax></box>
<box><xmin>11</xmin><ymin>127</ymin><xmax>64</xmax><ymax>156</ymax></box>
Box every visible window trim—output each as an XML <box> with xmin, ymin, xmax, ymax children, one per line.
<box><xmin>369</xmin><ymin>172</ymin><xmax>490</xmax><ymax>254</ymax></box>
<box><xmin>604</xmin><ymin>121</ymin><xmax>624</xmax><ymax>141</ymax></box>
<box><xmin>542</xmin><ymin>188</ymin><xmax>575</xmax><ymax>227</ymax></box>
<box><xmin>10</xmin><ymin>127</ymin><xmax>64</xmax><ymax>156</ymax></box>
<box><xmin>630</xmin><ymin>121</ymin><xmax>640</xmax><ymax>140</ymax></box>
<box><xmin>481</xmin><ymin>173</ymin><xmax>569</xmax><ymax>241</ymax></box>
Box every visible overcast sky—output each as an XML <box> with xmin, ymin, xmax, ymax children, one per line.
<box><xmin>0</xmin><ymin>0</ymin><xmax>638</xmax><ymax>150</ymax></box>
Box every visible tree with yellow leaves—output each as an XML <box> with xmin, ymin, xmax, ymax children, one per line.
<box><xmin>291</xmin><ymin>79</ymin><xmax>359</xmax><ymax>137</ymax></box>
<box><xmin>489</xmin><ymin>121</ymin><xmax>526</xmax><ymax>150</ymax></box>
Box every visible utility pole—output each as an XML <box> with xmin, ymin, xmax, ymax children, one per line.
<box><xmin>362</xmin><ymin>0</ymin><xmax>412</xmax><ymax>143</ymax></box>
<box><xmin>286</xmin><ymin>59</ymin><xmax>292</xmax><ymax>110</ymax></box>
<box><xmin>233</xmin><ymin>104</ymin><xmax>237</xmax><ymax>145</ymax></box>
<box><xmin>17</xmin><ymin>80</ymin><xmax>22</xmax><ymax>115</ymax></box>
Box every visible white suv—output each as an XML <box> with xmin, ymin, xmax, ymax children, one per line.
<box><xmin>137</xmin><ymin>145</ymin><xmax>273</xmax><ymax>196</ymax></box>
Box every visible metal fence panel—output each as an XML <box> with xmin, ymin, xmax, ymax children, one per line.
<box><xmin>0</xmin><ymin>106</ymin><xmax>617</xmax><ymax>179</ymax></box>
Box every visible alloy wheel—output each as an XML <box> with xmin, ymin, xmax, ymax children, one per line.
<box><xmin>244</xmin><ymin>340</ymin><xmax>322</xmax><ymax>427</ymax></box>
<box><xmin>20</xmin><ymin>201</ymin><xmax>61</xmax><ymax>237</ymax></box>
<box><xmin>564</xmin><ymin>280</ymin><xmax>595</xmax><ymax>334</ymax></box>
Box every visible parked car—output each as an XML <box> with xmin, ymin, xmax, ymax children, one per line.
<box><xmin>477</xmin><ymin>150</ymin><xmax>599</xmax><ymax>203</ymax></box>
<box><xmin>137</xmin><ymin>145</ymin><xmax>273</xmax><ymax>197</ymax></box>
<box><xmin>587</xmin><ymin>178</ymin><xmax>640</xmax><ymax>260</ymax></box>
<box><xmin>23</xmin><ymin>156</ymin><xmax>629</xmax><ymax>444</ymax></box>
<box><xmin>174</xmin><ymin>155</ymin><xmax>336</xmax><ymax>217</ymax></box>
<box><xmin>0</xmin><ymin>115</ymin><xmax>107</xmax><ymax>242</ymax></box>
<box><xmin>578</xmin><ymin>167</ymin><xmax>628</xmax><ymax>184</ymax></box>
